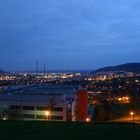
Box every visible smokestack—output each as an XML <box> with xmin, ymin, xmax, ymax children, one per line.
<box><xmin>36</xmin><ymin>60</ymin><xmax>39</xmax><ymax>75</ymax></box>
<box><xmin>44</xmin><ymin>64</ymin><xmax>46</xmax><ymax>75</ymax></box>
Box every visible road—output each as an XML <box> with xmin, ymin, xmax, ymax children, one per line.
<box><xmin>110</xmin><ymin>115</ymin><xmax>140</xmax><ymax>123</ymax></box>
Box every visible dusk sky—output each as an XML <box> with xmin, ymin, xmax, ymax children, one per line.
<box><xmin>0</xmin><ymin>0</ymin><xmax>140</xmax><ymax>71</ymax></box>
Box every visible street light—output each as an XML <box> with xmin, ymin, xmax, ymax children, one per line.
<box><xmin>130</xmin><ymin>111</ymin><xmax>135</xmax><ymax>124</ymax></box>
<box><xmin>3</xmin><ymin>117</ymin><xmax>6</xmax><ymax>121</ymax></box>
<box><xmin>86</xmin><ymin>117</ymin><xmax>90</xmax><ymax>122</ymax></box>
<box><xmin>45</xmin><ymin>111</ymin><xmax>50</xmax><ymax>120</ymax></box>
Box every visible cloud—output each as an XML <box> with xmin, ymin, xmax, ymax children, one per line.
<box><xmin>0</xmin><ymin>0</ymin><xmax>140</xmax><ymax>70</ymax></box>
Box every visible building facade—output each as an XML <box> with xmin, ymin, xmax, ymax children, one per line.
<box><xmin>0</xmin><ymin>85</ymin><xmax>78</xmax><ymax>121</ymax></box>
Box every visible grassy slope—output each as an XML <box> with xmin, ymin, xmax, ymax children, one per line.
<box><xmin>0</xmin><ymin>121</ymin><xmax>140</xmax><ymax>140</ymax></box>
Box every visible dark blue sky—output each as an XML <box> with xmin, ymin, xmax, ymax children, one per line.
<box><xmin>0</xmin><ymin>0</ymin><xmax>140</xmax><ymax>71</ymax></box>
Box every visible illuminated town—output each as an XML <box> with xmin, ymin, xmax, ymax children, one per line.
<box><xmin>1</xmin><ymin>0</ymin><xmax>140</xmax><ymax>139</ymax></box>
<box><xmin>0</xmin><ymin>68</ymin><xmax>140</xmax><ymax>122</ymax></box>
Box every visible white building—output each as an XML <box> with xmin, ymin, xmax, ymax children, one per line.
<box><xmin>0</xmin><ymin>85</ymin><xmax>78</xmax><ymax>121</ymax></box>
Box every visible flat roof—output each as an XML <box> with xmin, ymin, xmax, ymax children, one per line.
<box><xmin>0</xmin><ymin>84</ymin><xmax>78</xmax><ymax>106</ymax></box>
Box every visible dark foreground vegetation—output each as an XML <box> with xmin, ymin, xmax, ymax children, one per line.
<box><xmin>0</xmin><ymin>121</ymin><xmax>140</xmax><ymax>140</ymax></box>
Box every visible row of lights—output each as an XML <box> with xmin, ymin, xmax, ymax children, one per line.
<box><xmin>1</xmin><ymin>111</ymin><xmax>135</xmax><ymax>122</ymax></box>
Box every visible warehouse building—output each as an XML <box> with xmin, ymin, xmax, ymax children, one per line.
<box><xmin>0</xmin><ymin>85</ymin><xmax>78</xmax><ymax>121</ymax></box>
